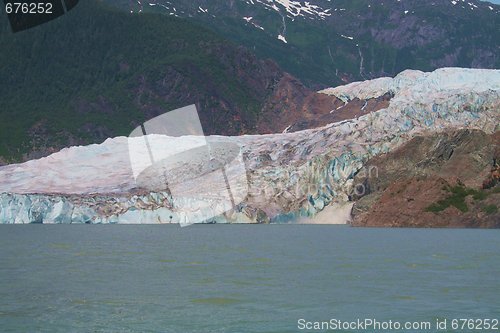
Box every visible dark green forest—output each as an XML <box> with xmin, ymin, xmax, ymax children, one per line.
<box><xmin>0</xmin><ymin>0</ymin><xmax>264</xmax><ymax>160</ymax></box>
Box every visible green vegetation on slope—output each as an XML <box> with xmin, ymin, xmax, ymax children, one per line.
<box><xmin>0</xmin><ymin>0</ymin><xmax>265</xmax><ymax>161</ymax></box>
<box><xmin>135</xmin><ymin>0</ymin><xmax>500</xmax><ymax>88</ymax></box>
<box><xmin>426</xmin><ymin>185</ymin><xmax>496</xmax><ymax>214</ymax></box>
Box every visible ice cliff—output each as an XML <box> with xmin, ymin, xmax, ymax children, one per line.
<box><xmin>1</xmin><ymin>68</ymin><xmax>499</xmax><ymax>224</ymax></box>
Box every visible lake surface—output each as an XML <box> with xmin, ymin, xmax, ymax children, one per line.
<box><xmin>0</xmin><ymin>225</ymin><xmax>499</xmax><ymax>332</ymax></box>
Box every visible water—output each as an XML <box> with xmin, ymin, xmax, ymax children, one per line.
<box><xmin>0</xmin><ymin>225</ymin><xmax>499</xmax><ymax>333</ymax></box>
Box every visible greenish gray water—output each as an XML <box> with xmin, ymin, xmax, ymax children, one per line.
<box><xmin>0</xmin><ymin>225</ymin><xmax>499</xmax><ymax>332</ymax></box>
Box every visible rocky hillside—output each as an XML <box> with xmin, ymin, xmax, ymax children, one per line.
<box><xmin>113</xmin><ymin>0</ymin><xmax>500</xmax><ymax>86</ymax></box>
<box><xmin>351</xmin><ymin>130</ymin><xmax>500</xmax><ymax>228</ymax></box>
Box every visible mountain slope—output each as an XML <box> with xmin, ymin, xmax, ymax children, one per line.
<box><xmin>114</xmin><ymin>0</ymin><xmax>500</xmax><ymax>87</ymax></box>
<box><xmin>351</xmin><ymin>130</ymin><xmax>500</xmax><ymax>228</ymax></box>
<box><xmin>1</xmin><ymin>0</ymin><xmax>498</xmax><ymax>162</ymax></box>
<box><xmin>0</xmin><ymin>0</ymin><xmax>322</xmax><ymax>162</ymax></box>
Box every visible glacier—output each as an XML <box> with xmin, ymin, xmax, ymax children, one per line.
<box><xmin>0</xmin><ymin>68</ymin><xmax>499</xmax><ymax>224</ymax></box>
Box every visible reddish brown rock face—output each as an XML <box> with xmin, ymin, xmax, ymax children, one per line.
<box><xmin>353</xmin><ymin>177</ymin><xmax>500</xmax><ymax>228</ymax></box>
<box><xmin>257</xmin><ymin>74</ymin><xmax>391</xmax><ymax>134</ymax></box>
<box><xmin>351</xmin><ymin>130</ymin><xmax>500</xmax><ymax>228</ymax></box>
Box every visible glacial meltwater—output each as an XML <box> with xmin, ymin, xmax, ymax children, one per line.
<box><xmin>0</xmin><ymin>225</ymin><xmax>499</xmax><ymax>332</ymax></box>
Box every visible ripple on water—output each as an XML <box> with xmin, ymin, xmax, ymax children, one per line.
<box><xmin>158</xmin><ymin>259</ymin><xmax>176</xmax><ymax>263</ymax></box>
<box><xmin>190</xmin><ymin>297</ymin><xmax>242</xmax><ymax>306</ymax></box>
<box><xmin>49</xmin><ymin>243</ymin><xmax>71</xmax><ymax>249</ymax></box>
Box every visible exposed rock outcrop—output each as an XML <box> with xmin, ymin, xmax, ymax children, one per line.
<box><xmin>258</xmin><ymin>73</ymin><xmax>392</xmax><ymax>134</ymax></box>
<box><xmin>351</xmin><ymin>130</ymin><xmax>500</xmax><ymax>228</ymax></box>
